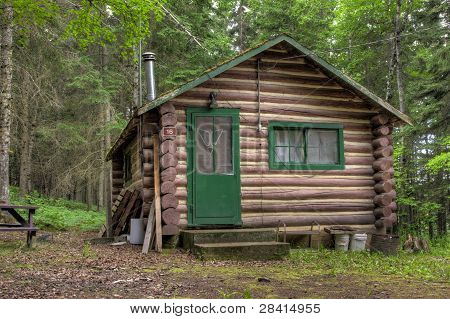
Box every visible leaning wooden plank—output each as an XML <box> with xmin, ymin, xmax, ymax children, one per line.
<box><xmin>114</xmin><ymin>190</ymin><xmax>140</xmax><ymax>236</ymax></box>
<box><xmin>153</xmin><ymin>134</ymin><xmax>163</xmax><ymax>252</ymax></box>
<box><xmin>111</xmin><ymin>190</ymin><xmax>132</xmax><ymax>228</ymax></box>
<box><xmin>99</xmin><ymin>189</ymin><xmax>129</xmax><ymax>237</ymax></box>
<box><xmin>142</xmin><ymin>200</ymin><xmax>156</xmax><ymax>254</ymax></box>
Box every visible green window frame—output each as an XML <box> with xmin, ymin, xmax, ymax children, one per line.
<box><xmin>268</xmin><ymin>121</ymin><xmax>345</xmax><ymax>170</ymax></box>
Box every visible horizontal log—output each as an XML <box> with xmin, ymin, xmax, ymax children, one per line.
<box><xmin>374</xmin><ymin>180</ymin><xmax>393</xmax><ymax>193</ymax></box>
<box><xmin>159</xmin><ymin>102</ymin><xmax>176</xmax><ymax>115</ymax></box>
<box><xmin>161</xmin><ymin>193</ymin><xmax>178</xmax><ymax>210</ymax></box>
<box><xmin>141</xmin><ymin>123</ymin><xmax>157</xmax><ymax>136</ymax></box>
<box><xmin>176</xmin><ymin>164</ymin><xmax>374</xmax><ymax>176</ymax></box>
<box><xmin>162</xmin><ymin>208</ymin><xmax>180</xmax><ymax>225</ymax></box>
<box><xmin>162</xmin><ymin>224</ymin><xmax>179</xmax><ymax>236</ymax></box>
<box><xmin>241</xmin><ymin>203</ymin><xmax>374</xmax><ymax>213</ymax></box>
<box><xmin>160</xmin><ymin>140</ymin><xmax>177</xmax><ymax>155</ymax></box>
<box><xmin>373</xmin><ymin>146</ymin><xmax>393</xmax><ymax>159</ymax></box>
<box><xmin>373</xmin><ymin>206</ymin><xmax>392</xmax><ymax>219</ymax></box>
<box><xmin>174</xmin><ymin>177</ymin><xmax>375</xmax><ymax>188</ymax></box>
<box><xmin>239</xmin><ymin>177</ymin><xmax>374</xmax><ymax>187</ymax></box>
<box><xmin>371</xmin><ymin>114</ymin><xmax>390</xmax><ymax>126</ymax></box>
<box><xmin>161</xmin><ymin>167</ymin><xmax>177</xmax><ymax>182</ymax></box>
<box><xmin>374</xmin><ymin>218</ymin><xmax>385</xmax><ymax>229</ymax></box>
<box><xmin>142</xmin><ymin>136</ymin><xmax>153</xmax><ymax>148</ymax></box>
<box><xmin>142</xmin><ymin>177</ymin><xmax>153</xmax><ymax>188</ymax></box>
<box><xmin>217</xmin><ymin>68</ymin><xmax>336</xmax><ymax>86</ymax></box>
<box><xmin>242</xmin><ymin>189</ymin><xmax>375</xmax><ymax>200</ymax></box>
<box><xmin>387</xmin><ymin>189</ymin><xmax>397</xmax><ymax>199</ymax></box>
<box><xmin>112</xmin><ymin>171</ymin><xmax>123</xmax><ymax>179</ymax></box>
<box><xmin>180</xmin><ymin>90</ymin><xmax>368</xmax><ymax>110</ymax></box>
<box><xmin>373</xmin><ymin>193</ymin><xmax>393</xmax><ymax>206</ymax></box>
<box><xmin>373</xmin><ymin>158</ymin><xmax>393</xmax><ymax>172</ymax></box>
<box><xmin>112</xmin><ymin>160</ymin><xmax>123</xmax><ymax>170</ymax></box>
<box><xmin>143</xmin><ymin>163</ymin><xmax>153</xmax><ymax>176</ymax></box>
<box><xmin>372</xmin><ymin>125</ymin><xmax>392</xmax><ymax>137</ymax></box>
<box><xmin>373</xmin><ymin>171</ymin><xmax>391</xmax><ymax>182</ymax></box>
<box><xmin>112</xmin><ymin>178</ymin><xmax>123</xmax><ymax>186</ymax></box>
<box><xmin>242</xmin><ymin>214</ymin><xmax>375</xmax><ymax>227</ymax></box>
<box><xmin>372</xmin><ymin>137</ymin><xmax>390</xmax><ymax>149</ymax></box>
<box><xmin>160</xmin><ymin>112</ymin><xmax>177</xmax><ymax>127</ymax></box>
<box><xmin>389</xmin><ymin>201</ymin><xmax>397</xmax><ymax>211</ymax></box>
<box><xmin>161</xmin><ymin>181</ymin><xmax>176</xmax><ymax>195</ymax></box>
<box><xmin>142</xmin><ymin>189</ymin><xmax>152</xmax><ymax>203</ymax></box>
<box><xmin>200</xmin><ymin>79</ymin><xmax>357</xmax><ymax>99</ymax></box>
<box><xmin>160</xmin><ymin>153</ymin><xmax>178</xmax><ymax>169</ymax></box>
<box><xmin>143</xmin><ymin>149</ymin><xmax>153</xmax><ymax>162</ymax></box>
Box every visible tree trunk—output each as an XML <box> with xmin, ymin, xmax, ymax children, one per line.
<box><xmin>395</xmin><ymin>0</ymin><xmax>406</xmax><ymax>113</ymax></box>
<box><xmin>0</xmin><ymin>4</ymin><xmax>13</xmax><ymax>202</ymax></box>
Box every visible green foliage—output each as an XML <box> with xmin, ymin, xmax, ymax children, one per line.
<box><xmin>9</xmin><ymin>187</ymin><xmax>104</xmax><ymax>231</ymax></box>
<box><xmin>65</xmin><ymin>0</ymin><xmax>165</xmax><ymax>56</ymax></box>
<box><xmin>426</xmin><ymin>137</ymin><xmax>450</xmax><ymax>173</ymax></box>
<box><xmin>289</xmin><ymin>246</ymin><xmax>450</xmax><ymax>281</ymax></box>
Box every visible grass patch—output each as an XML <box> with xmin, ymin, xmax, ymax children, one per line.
<box><xmin>288</xmin><ymin>247</ymin><xmax>450</xmax><ymax>281</ymax></box>
<box><xmin>8</xmin><ymin>187</ymin><xmax>104</xmax><ymax>231</ymax></box>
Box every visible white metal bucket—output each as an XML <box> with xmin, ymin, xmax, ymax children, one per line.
<box><xmin>334</xmin><ymin>234</ymin><xmax>350</xmax><ymax>251</ymax></box>
<box><xmin>129</xmin><ymin>218</ymin><xmax>145</xmax><ymax>245</ymax></box>
<box><xmin>349</xmin><ymin>233</ymin><xmax>368</xmax><ymax>251</ymax></box>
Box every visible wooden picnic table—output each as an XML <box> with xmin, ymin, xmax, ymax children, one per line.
<box><xmin>0</xmin><ymin>204</ymin><xmax>38</xmax><ymax>247</ymax></box>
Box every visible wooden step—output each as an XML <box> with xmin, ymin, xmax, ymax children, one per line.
<box><xmin>180</xmin><ymin>228</ymin><xmax>277</xmax><ymax>250</ymax></box>
<box><xmin>193</xmin><ymin>241</ymin><xmax>290</xmax><ymax>260</ymax></box>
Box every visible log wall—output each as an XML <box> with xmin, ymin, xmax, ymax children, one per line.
<box><xmin>152</xmin><ymin>43</ymin><xmax>396</xmax><ymax>229</ymax></box>
<box><xmin>140</xmin><ymin>111</ymin><xmax>159</xmax><ymax>218</ymax></box>
<box><xmin>371</xmin><ymin>114</ymin><xmax>397</xmax><ymax>233</ymax></box>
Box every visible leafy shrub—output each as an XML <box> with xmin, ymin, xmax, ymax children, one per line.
<box><xmin>9</xmin><ymin>187</ymin><xmax>104</xmax><ymax>231</ymax></box>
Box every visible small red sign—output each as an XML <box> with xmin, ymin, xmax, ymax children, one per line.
<box><xmin>162</xmin><ymin>126</ymin><xmax>177</xmax><ymax>137</ymax></box>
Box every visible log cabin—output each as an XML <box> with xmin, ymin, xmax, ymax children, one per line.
<box><xmin>106</xmin><ymin>35</ymin><xmax>411</xmax><ymax>253</ymax></box>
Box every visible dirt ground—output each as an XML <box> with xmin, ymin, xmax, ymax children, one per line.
<box><xmin>0</xmin><ymin>232</ymin><xmax>448</xmax><ymax>299</ymax></box>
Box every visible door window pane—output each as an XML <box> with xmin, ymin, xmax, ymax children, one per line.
<box><xmin>214</xmin><ymin>116</ymin><xmax>233</xmax><ymax>174</ymax></box>
<box><xmin>196</xmin><ymin>116</ymin><xmax>214</xmax><ymax>173</ymax></box>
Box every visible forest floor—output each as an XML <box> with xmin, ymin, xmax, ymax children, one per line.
<box><xmin>0</xmin><ymin>231</ymin><xmax>448</xmax><ymax>299</ymax></box>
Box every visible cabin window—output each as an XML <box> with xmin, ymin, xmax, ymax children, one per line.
<box><xmin>123</xmin><ymin>151</ymin><xmax>132</xmax><ymax>184</ymax></box>
<box><xmin>268</xmin><ymin>121</ymin><xmax>344</xmax><ymax>170</ymax></box>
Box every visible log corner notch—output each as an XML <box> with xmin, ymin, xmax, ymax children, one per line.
<box><xmin>371</xmin><ymin>113</ymin><xmax>397</xmax><ymax>233</ymax></box>
<box><xmin>140</xmin><ymin>112</ymin><xmax>157</xmax><ymax>218</ymax></box>
<box><xmin>158</xmin><ymin>102</ymin><xmax>180</xmax><ymax>236</ymax></box>
<box><xmin>111</xmin><ymin>157</ymin><xmax>124</xmax><ymax>204</ymax></box>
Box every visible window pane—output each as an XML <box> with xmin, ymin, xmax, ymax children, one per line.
<box><xmin>290</xmin><ymin>129</ymin><xmax>303</xmax><ymax>147</ymax></box>
<box><xmin>290</xmin><ymin>147</ymin><xmax>304</xmax><ymax>162</ymax></box>
<box><xmin>307</xmin><ymin>129</ymin><xmax>338</xmax><ymax>164</ymax></box>
<box><xmin>275</xmin><ymin>146</ymin><xmax>289</xmax><ymax>162</ymax></box>
<box><xmin>319</xmin><ymin>130</ymin><xmax>338</xmax><ymax>164</ymax></box>
<box><xmin>214</xmin><ymin>116</ymin><xmax>233</xmax><ymax>174</ymax></box>
<box><xmin>196</xmin><ymin>117</ymin><xmax>214</xmax><ymax>173</ymax></box>
<box><xmin>274</xmin><ymin>129</ymin><xmax>289</xmax><ymax>146</ymax></box>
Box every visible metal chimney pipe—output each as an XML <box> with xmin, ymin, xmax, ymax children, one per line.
<box><xmin>142</xmin><ymin>52</ymin><xmax>156</xmax><ymax>101</ymax></box>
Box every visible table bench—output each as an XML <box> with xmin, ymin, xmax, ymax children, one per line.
<box><xmin>0</xmin><ymin>204</ymin><xmax>38</xmax><ymax>247</ymax></box>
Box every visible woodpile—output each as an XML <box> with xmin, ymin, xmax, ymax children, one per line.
<box><xmin>158</xmin><ymin>102</ymin><xmax>180</xmax><ymax>236</ymax></box>
<box><xmin>403</xmin><ymin>234</ymin><xmax>430</xmax><ymax>252</ymax></box>
<box><xmin>371</xmin><ymin>114</ymin><xmax>397</xmax><ymax>233</ymax></box>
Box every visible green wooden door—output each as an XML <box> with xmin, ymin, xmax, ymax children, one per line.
<box><xmin>187</xmin><ymin>108</ymin><xmax>241</xmax><ymax>226</ymax></box>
